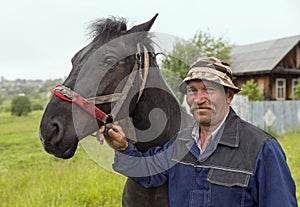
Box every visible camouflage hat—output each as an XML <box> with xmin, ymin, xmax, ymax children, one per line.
<box><xmin>179</xmin><ymin>57</ymin><xmax>241</xmax><ymax>93</ymax></box>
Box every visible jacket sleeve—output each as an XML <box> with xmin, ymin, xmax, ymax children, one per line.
<box><xmin>252</xmin><ymin>138</ymin><xmax>298</xmax><ymax>207</ymax></box>
<box><xmin>112</xmin><ymin>136</ymin><xmax>177</xmax><ymax>188</ymax></box>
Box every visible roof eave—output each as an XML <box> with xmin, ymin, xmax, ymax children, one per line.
<box><xmin>234</xmin><ymin>70</ymin><xmax>270</xmax><ymax>76</ymax></box>
<box><xmin>272</xmin><ymin>68</ymin><xmax>300</xmax><ymax>75</ymax></box>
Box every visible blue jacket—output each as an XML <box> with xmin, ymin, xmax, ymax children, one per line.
<box><xmin>113</xmin><ymin>109</ymin><xmax>298</xmax><ymax>207</ymax></box>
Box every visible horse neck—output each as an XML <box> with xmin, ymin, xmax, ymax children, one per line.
<box><xmin>130</xmin><ymin>65</ymin><xmax>183</xmax><ymax>151</ymax></box>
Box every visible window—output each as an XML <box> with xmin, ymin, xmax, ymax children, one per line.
<box><xmin>276</xmin><ymin>78</ymin><xmax>286</xmax><ymax>100</ymax></box>
<box><xmin>292</xmin><ymin>78</ymin><xmax>298</xmax><ymax>97</ymax></box>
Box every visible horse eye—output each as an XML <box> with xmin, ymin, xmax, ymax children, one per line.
<box><xmin>105</xmin><ymin>56</ymin><xmax>118</xmax><ymax>67</ymax></box>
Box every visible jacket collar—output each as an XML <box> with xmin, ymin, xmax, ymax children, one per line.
<box><xmin>217</xmin><ymin>107</ymin><xmax>240</xmax><ymax>147</ymax></box>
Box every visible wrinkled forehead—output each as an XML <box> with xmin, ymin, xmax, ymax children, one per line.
<box><xmin>187</xmin><ymin>79</ymin><xmax>225</xmax><ymax>90</ymax></box>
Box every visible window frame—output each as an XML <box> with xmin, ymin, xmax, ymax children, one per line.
<box><xmin>276</xmin><ymin>78</ymin><xmax>286</xmax><ymax>100</ymax></box>
<box><xmin>292</xmin><ymin>78</ymin><xmax>298</xmax><ymax>97</ymax></box>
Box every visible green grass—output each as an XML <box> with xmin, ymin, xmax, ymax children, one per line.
<box><xmin>0</xmin><ymin>111</ymin><xmax>299</xmax><ymax>206</ymax></box>
<box><xmin>0</xmin><ymin>111</ymin><xmax>126</xmax><ymax>207</ymax></box>
<box><xmin>278</xmin><ymin>128</ymin><xmax>300</xmax><ymax>202</ymax></box>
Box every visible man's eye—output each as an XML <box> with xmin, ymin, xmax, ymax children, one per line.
<box><xmin>187</xmin><ymin>88</ymin><xmax>196</xmax><ymax>94</ymax></box>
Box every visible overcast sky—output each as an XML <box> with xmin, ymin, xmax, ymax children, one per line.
<box><xmin>1</xmin><ymin>0</ymin><xmax>299</xmax><ymax>80</ymax></box>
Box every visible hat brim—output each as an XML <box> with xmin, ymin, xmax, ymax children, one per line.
<box><xmin>179</xmin><ymin>67</ymin><xmax>241</xmax><ymax>94</ymax></box>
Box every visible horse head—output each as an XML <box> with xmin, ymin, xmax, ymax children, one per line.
<box><xmin>39</xmin><ymin>14</ymin><xmax>159</xmax><ymax>159</ymax></box>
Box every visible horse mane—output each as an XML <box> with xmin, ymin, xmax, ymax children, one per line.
<box><xmin>88</xmin><ymin>17</ymin><xmax>127</xmax><ymax>41</ymax></box>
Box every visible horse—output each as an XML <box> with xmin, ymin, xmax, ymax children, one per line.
<box><xmin>39</xmin><ymin>14</ymin><xmax>193</xmax><ymax>207</ymax></box>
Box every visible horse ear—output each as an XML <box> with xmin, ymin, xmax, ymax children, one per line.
<box><xmin>127</xmin><ymin>13</ymin><xmax>158</xmax><ymax>34</ymax></box>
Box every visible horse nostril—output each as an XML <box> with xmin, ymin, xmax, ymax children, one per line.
<box><xmin>51</xmin><ymin>121</ymin><xmax>65</xmax><ymax>145</ymax></box>
<box><xmin>50</xmin><ymin>122</ymin><xmax>59</xmax><ymax>139</ymax></box>
<box><xmin>42</xmin><ymin>120</ymin><xmax>64</xmax><ymax>146</ymax></box>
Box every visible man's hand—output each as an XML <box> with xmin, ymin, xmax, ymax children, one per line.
<box><xmin>97</xmin><ymin>124</ymin><xmax>129</xmax><ymax>151</ymax></box>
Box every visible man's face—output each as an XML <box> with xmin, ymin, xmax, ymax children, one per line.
<box><xmin>186</xmin><ymin>80</ymin><xmax>233</xmax><ymax>127</ymax></box>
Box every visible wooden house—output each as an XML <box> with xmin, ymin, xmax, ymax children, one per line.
<box><xmin>230</xmin><ymin>35</ymin><xmax>300</xmax><ymax>100</ymax></box>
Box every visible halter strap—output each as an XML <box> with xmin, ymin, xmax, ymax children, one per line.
<box><xmin>110</xmin><ymin>43</ymin><xmax>149</xmax><ymax>119</ymax></box>
<box><xmin>53</xmin><ymin>84</ymin><xmax>113</xmax><ymax>123</ymax></box>
<box><xmin>137</xmin><ymin>44</ymin><xmax>149</xmax><ymax>102</ymax></box>
<box><xmin>86</xmin><ymin>93</ymin><xmax>125</xmax><ymax>105</ymax></box>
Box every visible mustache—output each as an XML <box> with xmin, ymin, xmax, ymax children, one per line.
<box><xmin>190</xmin><ymin>104</ymin><xmax>215</xmax><ymax>113</ymax></box>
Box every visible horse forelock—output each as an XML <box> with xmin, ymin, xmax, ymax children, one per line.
<box><xmin>88</xmin><ymin>17</ymin><xmax>154</xmax><ymax>50</ymax></box>
<box><xmin>88</xmin><ymin>17</ymin><xmax>128</xmax><ymax>42</ymax></box>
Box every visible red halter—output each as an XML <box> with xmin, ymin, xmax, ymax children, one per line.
<box><xmin>53</xmin><ymin>84</ymin><xmax>113</xmax><ymax>124</ymax></box>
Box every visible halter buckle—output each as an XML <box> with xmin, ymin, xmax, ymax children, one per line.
<box><xmin>54</xmin><ymin>85</ymin><xmax>76</xmax><ymax>100</ymax></box>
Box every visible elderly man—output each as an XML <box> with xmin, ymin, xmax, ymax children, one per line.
<box><xmin>99</xmin><ymin>57</ymin><xmax>298</xmax><ymax>207</ymax></box>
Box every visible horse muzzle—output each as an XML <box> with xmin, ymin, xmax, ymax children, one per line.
<box><xmin>39</xmin><ymin>137</ymin><xmax>78</xmax><ymax>159</ymax></box>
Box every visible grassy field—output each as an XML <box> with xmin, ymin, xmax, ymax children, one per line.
<box><xmin>278</xmin><ymin>127</ymin><xmax>300</xmax><ymax>202</ymax></box>
<box><xmin>0</xmin><ymin>111</ymin><xmax>299</xmax><ymax>206</ymax></box>
<box><xmin>0</xmin><ymin>111</ymin><xmax>126</xmax><ymax>207</ymax></box>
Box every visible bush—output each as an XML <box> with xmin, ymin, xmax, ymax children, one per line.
<box><xmin>293</xmin><ymin>77</ymin><xmax>300</xmax><ymax>100</ymax></box>
<box><xmin>31</xmin><ymin>102</ymin><xmax>44</xmax><ymax>111</ymax></box>
<box><xmin>11</xmin><ymin>95</ymin><xmax>32</xmax><ymax>116</ymax></box>
<box><xmin>238</xmin><ymin>79</ymin><xmax>264</xmax><ymax>101</ymax></box>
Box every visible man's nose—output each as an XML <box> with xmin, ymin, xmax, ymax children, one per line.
<box><xmin>193</xmin><ymin>91</ymin><xmax>208</xmax><ymax>104</ymax></box>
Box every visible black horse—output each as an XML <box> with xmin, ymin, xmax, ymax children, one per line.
<box><xmin>39</xmin><ymin>14</ymin><xmax>193</xmax><ymax>207</ymax></box>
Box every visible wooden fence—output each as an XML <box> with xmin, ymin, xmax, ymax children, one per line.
<box><xmin>231</xmin><ymin>95</ymin><xmax>300</xmax><ymax>135</ymax></box>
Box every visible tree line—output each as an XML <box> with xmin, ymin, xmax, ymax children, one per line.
<box><xmin>0</xmin><ymin>78</ymin><xmax>64</xmax><ymax>115</ymax></box>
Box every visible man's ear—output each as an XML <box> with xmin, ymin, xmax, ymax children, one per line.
<box><xmin>226</xmin><ymin>89</ymin><xmax>235</xmax><ymax>103</ymax></box>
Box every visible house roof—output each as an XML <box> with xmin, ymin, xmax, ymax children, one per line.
<box><xmin>230</xmin><ymin>35</ymin><xmax>300</xmax><ymax>75</ymax></box>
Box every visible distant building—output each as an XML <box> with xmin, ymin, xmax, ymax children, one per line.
<box><xmin>231</xmin><ymin>35</ymin><xmax>300</xmax><ymax>100</ymax></box>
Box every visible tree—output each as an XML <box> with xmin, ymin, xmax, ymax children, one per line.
<box><xmin>160</xmin><ymin>30</ymin><xmax>233</xmax><ymax>102</ymax></box>
<box><xmin>238</xmin><ymin>79</ymin><xmax>264</xmax><ymax>101</ymax></box>
<box><xmin>161</xmin><ymin>68</ymin><xmax>183</xmax><ymax>101</ymax></box>
<box><xmin>293</xmin><ymin>77</ymin><xmax>300</xmax><ymax>100</ymax></box>
<box><xmin>11</xmin><ymin>95</ymin><xmax>32</xmax><ymax>116</ymax></box>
